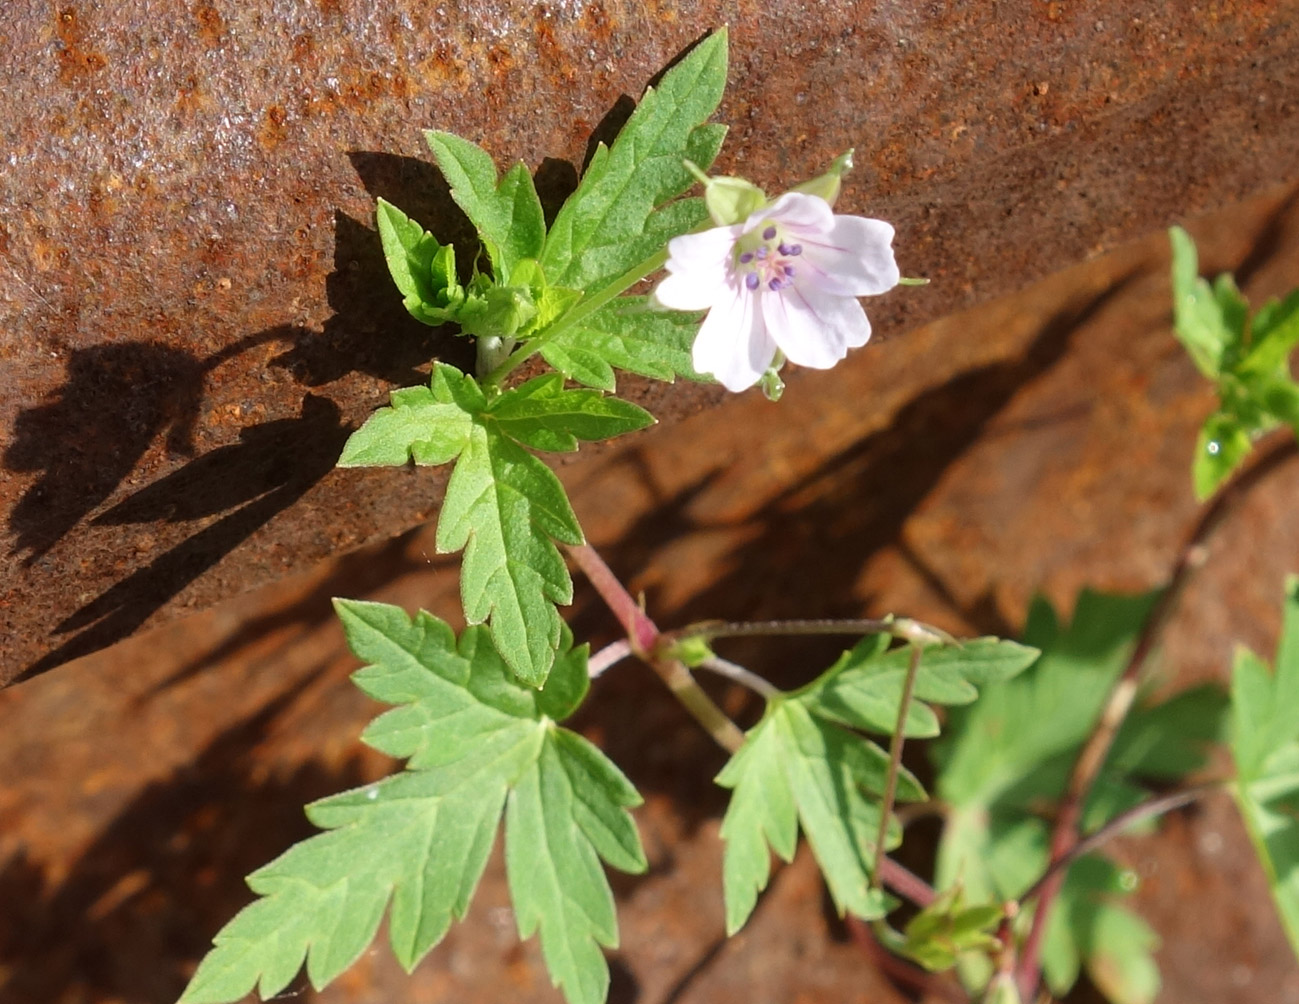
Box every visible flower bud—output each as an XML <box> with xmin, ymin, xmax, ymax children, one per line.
<box><xmin>684</xmin><ymin>159</ymin><xmax>768</xmax><ymax>225</ymax></box>
<box><xmin>791</xmin><ymin>149</ymin><xmax>854</xmax><ymax>206</ymax></box>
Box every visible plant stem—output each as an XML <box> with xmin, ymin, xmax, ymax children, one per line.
<box><xmin>588</xmin><ymin>638</ymin><xmax>634</xmax><ymax>678</ymax></box>
<box><xmin>1015</xmin><ymin>431</ymin><xmax>1297</xmax><ymax>999</ymax></box>
<box><xmin>876</xmin><ymin>856</ymin><xmax>938</xmax><ymax>909</ymax></box>
<box><xmin>567</xmin><ymin>543</ymin><xmax>745</xmax><ymax>752</ymax></box>
<box><xmin>695</xmin><ymin>655</ymin><xmax>782</xmax><ymax>699</ymax></box>
<box><xmin>666</xmin><ymin>616</ymin><xmax>955</xmax><ymax>647</ymax></box>
<box><xmin>1018</xmin><ymin>780</ymin><xmax>1225</xmax><ymax>910</ymax></box>
<box><xmin>871</xmin><ymin>644</ymin><xmax>923</xmax><ymax>893</ymax></box>
<box><xmin>568</xmin><ymin>544</ymin><xmax>940</xmax><ymax>910</ymax></box>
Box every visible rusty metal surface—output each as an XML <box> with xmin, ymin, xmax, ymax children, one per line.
<box><xmin>2</xmin><ymin>0</ymin><xmax>1298</xmax><ymax>683</ymax></box>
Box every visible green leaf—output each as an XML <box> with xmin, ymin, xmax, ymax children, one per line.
<box><xmin>338</xmin><ymin>363</ymin><xmax>481</xmax><ymax>467</ymax></box>
<box><xmin>1191</xmin><ymin>411</ymin><xmax>1254</xmax><ymax>499</ymax></box>
<box><xmin>540</xmin><ymin>296</ymin><xmax>704</xmax><ymax>391</ymax></box>
<box><xmin>539</xmin><ymin>29</ymin><xmax>728</xmax><ymax>295</ymax></box>
<box><xmin>933</xmin><ymin>589</ymin><xmax>1226</xmax><ymax>1003</ymax></box>
<box><xmin>1242</xmin><ymin>288</ymin><xmax>1299</xmax><ymax>377</ymax></box>
<box><xmin>375</xmin><ymin>198</ymin><xmax>466</xmax><ymax>326</ymax></box>
<box><xmin>181</xmin><ymin>602</ymin><xmax>642</xmax><ymax>1004</ymax></box>
<box><xmin>487</xmin><ymin>373</ymin><xmax>655</xmax><ymax>450</ymax></box>
<box><xmin>1170</xmin><ymin>225</ymin><xmax>1231</xmax><ymax>378</ymax></box>
<box><xmin>717</xmin><ymin>695</ymin><xmax>923</xmax><ymax>935</ymax></box>
<box><xmin>1231</xmin><ymin>578</ymin><xmax>1299</xmax><ymax>959</ymax></box>
<box><xmin>437</xmin><ymin>421</ymin><xmax>583</xmax><ymax>686</ymax></box>
<box><xmin>1170</xmin><ymin>228</ymin><xmax>1299</xmax><ymax>498</ymax></box>
<box><xmin>343</xmin><ymin>363</ymin><xmax>653</xmax><ymax>685</ymax></box>
<box><xmin>506</xmin><ymin>729</ymin><xmax>646</xmax><ymax>1004</ymax></box>
<box><xmin>803</xmin><ymin>636</ymin><xmax>1040</xmax><ymax>739</ymax></box>
<box><xmin>899</xmin><ymin>887</ymin><xmax>1003</xmax><ymax>972</ymax></box>
<box><xmin>425</xmin><ymin>131</ymin><xmax>546</xmax><ymax>283</ymax></box>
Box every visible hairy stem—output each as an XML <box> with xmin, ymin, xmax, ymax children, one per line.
<box><xmin>872</xmin><ymin>644</ymin><xmax>923</xmax><ymax>893</ymax></box>
<box><xmin>1016</xmin><ymin>432</ymin><xmax>1297</xmax><ymax>999</ymax></box>
<box><xmin>568</xmin><ymin>543</ymin><xmax>745</xmax><ymax>752</ymax></box>
<box><xmin>667</xmin><ymin>616</ymin><xmax>955</xmax><ymax>647</ymax></box>
<box><xmin>695</xmin><ymin>655</ymin><xmax>782</xmax><ymax>699</ymax></box>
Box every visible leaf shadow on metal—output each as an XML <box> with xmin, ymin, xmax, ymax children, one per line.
<box><xmin>6</xmin><ymin>193</ymin><xmax>472</xmax><ymax>683</ymax></box>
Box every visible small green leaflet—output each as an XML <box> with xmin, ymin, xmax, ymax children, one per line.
<box><xmin>539</xmin><ymin>29</ymin><xmax>728</xmax><ymax>295</ymax></box>
<box><xmin>339</xmin><ymin>364</ymin><xmax>653</xmax><ymax>685</ymax></box>
<box><xmin>1230</xmin><ymin>577</ymin><xmax>1299</xmax><ymax>961</ymax></box>
<box><xmin>425</xmin><ymin>130</ymin><xmax>546</xmax><ymax>284</ymax></box>
<box><xmin>180</xmin><ymin>601</ymin><xmax>645</xmax><ymax>1004</ymax></box>
<box><xmin>932</xmin><ymin>590</ymin><xmax>1226</xmax><ymax>1003</ymax></box>
<box><xmin>375</xmin><ymin>198</ymin><xmax>466</xmax><ymax>326</ymax></box>
<box><xmin>716</xmin><ymin>636</ymin><xmax>1037</xmax><ymax>936</ymax></box>
<box><xmin>1170</xmin><ymin>226</ymin><xmax>1299</xmax><ymax>498</ymax></box>
<box><xmin>894</xmin><ymin>887</ymin><xmax>1003</xmax><ymax>973</ymax></box>
<box><xmin>540</xmin><ymin>296</ymin><xmax>703</xmax><ymax>391</ymax></box>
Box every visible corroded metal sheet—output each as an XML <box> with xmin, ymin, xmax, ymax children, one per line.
<box><xmin>2</xmin><ymin>0</ymin><xmax>1298</xmax><ymax>684</ymax></box>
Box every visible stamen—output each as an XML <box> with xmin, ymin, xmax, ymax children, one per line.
<box><xmin>745</xmin><ymin>272</ymin><xmax>760</xmax><ymax>291</ymax></box>
<box><xmin>783</xmin><ymin>265</ymin><xmax>796</xmax><ymax>276</ymax></box>
<box><xmin>738</xmin><ymin>251</ymin><xmax>754</xmax><ymax>264</ymax></box>
<box><xmin>788</xmin><ymin>244</ymin><xmax>802</xmax><ymax>256</ymax></box>
<box><xmin>762</xmin><ymin>225</ymin><xmax>777</xmax><ymax>240</ymax></box>
<box><xmin>777</xmin><ymin>242</ymin><xmax>793</xmax><ymax>255</ymax></box>
<box><xmin>755</xmin><ymin>246</ymin><xmax>769</xmax><ymax>260</ymax></box>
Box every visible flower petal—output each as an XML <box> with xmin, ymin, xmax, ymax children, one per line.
<box><xmin>762</xmin><ymin>284</ymin><xmax>871</xmax><ymax>370</ymax></box>
<box><xmin>653</xmin><ymin>225</ymin><xmax>744</xmax><ymax>311</ymax></box>
<box><xmin>692</xmin><ymin>286</ymin><xmax>775</xmax><ymax>392</ymax></box>
<box><xmin>800</xmin><ymin>216</ymin><xmax>900</xmax><ymax>297</ymax></box>
<box><xmin>747</xmin><ymin>191</ymin><xmax>834</xmax><ymax>235</ymax></box>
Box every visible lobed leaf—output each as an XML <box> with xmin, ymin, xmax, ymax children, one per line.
<box><xmin>487</xmin><ymin>373</ymin><xmax>655</xmax><ymax>451</ymax></box>
<box><xmin>539</xmin><ymin>30</ymin><xmax>728</xmax><ymax>295</ymax></box>
<box><xmin>437</xmin><ymin>422</ymin><xmax>583</xmax><ymax>686</ymax></box>
<box><xmin>337</xmin><ymin>363</ymin><xmax>481</xmax><ymax>468</ymax></box>
<box><xmin>181</xmin><ymin>603</ymin><xmax>642</xmax><ymax>1004</ymax></box>
<box><xmin>540</xmin><ymin>296</ymin><xmax>703</xmax><ymax>391</ymax></box>
<box><xmin>1230</xmin><ymin>578</ymin><xmax>1299</xmax><ymax>958</ymax></box>
<box><xmin>341</xmin><ymin>362</ymin><xmax>653</xmax><ymax>686</ymax></box>
<box><xmin>425</xmin><ymin>131</ymin><xmax>546</xmax><ymax>283</ymax></box>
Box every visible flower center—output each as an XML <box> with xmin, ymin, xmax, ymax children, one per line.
<box><xmin>735</xmin><ymin>222</ymin><xmax>803</xmax><ymax>293</ymax></box>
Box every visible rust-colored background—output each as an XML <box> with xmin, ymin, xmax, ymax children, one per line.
<box><xmin>5</xmin><ymin>2</ymin><xmax>1299</xmax><ymax>1003</ymax></box>
<box><xmin>3</xmin><ymin>1</ymin><xmax>1299</xmax><ymax>680</ymax></box>
<box><xmin>4</xmin><ymin>184</ymin><xmax>1299</xmax><ymax>1002</ymax></box>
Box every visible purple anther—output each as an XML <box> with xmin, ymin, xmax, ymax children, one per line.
<box><xmin>755</xmin><ymin>246</ymin><xmax>769</xmax><ymax>260</ymax></box>
<box><xmin>788</xmin><ymin>244</ymin><xmax>803</xmax><ymax>256</ymax></box>
<box><xmin>762</xmin><ymin>225</ymin><xmax>778</xmax><ymax>240</ymax></box>
<box><xmin>745</xmin><ymin>272</ymin><xmax>760</xmax><ymax>291</ymax></box>
<box><xmin>783</xmin><ymin>264</ymin><xmax>796</xmax><ymax>276</ymax></box>
<box><xmin>777</xmin><ymin>242</ymin><xmax>793</xmax><ymax>255</ymax></box>
<box><xmin>738</xmin><ymin>251</ymin><xmax>754</xmax><ymax>264</ymax></box>
<box><xmin>768</xmin><ymin>276</ymin><xmax>786</xmax><ymax>291</ymax></box>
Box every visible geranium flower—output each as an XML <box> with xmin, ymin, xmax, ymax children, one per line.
<box><xmin>653</xmin><ymin>191</ymin><xmax>900</xmax><ymax>392</ymax></box>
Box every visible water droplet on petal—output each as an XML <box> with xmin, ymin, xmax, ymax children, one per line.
<box><xmin>366</xmin><ymin>787</ymin><xmax>379</xmax><ymax>800</ymax></box>
<box><xmin>1206</xmin><ymin>440</ymin><xmax>1221</xmax><ymax>455</ymax></box>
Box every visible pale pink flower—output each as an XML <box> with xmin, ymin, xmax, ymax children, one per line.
<box><xmin>653</xmin><ymin>192</ymin><xmax>900</xmax><ymax>392</ymax></box>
